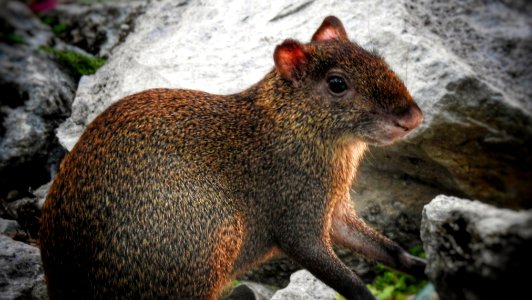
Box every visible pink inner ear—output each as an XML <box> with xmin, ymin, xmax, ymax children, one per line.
<box><xmin>315</xmin><ymin>27</ymin><xmax>340</xmax><ymax>42</ymax></box>
<box><xmin>274</xmin><ymin>40</ymin><xmax>307</xmax><ymax>80</ymax></box>
<box><xmin>276</xmin><ymin>51</ymin><xmax>296</xmax><ymax>78</ymax></box>
<box><xmin>312</xmin><ymin>16</ymin><xmax>348</xmax><ymax>42</ymax></box>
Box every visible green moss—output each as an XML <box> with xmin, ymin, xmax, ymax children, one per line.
<box><xmin>231</xmin><ymin>280</ymin><xmax>241</xmax><ymax>287</ymax></box>
<box><xmin>408</xmin><ymin>245</ymin><xmax>426</xmax><ymax>258</ymax></box>
<box><xmin>335</xmin><ymin>292</ymin><xmax>347</xmax><ymax>300</ymax></box>
<box><xmin>6</xmin><ymin>32</ymin><xmax>25</xmax><ymax>44</ymax></box>
<box><xmin>40</xmin><ymin>16</ymin><xmax>57</xmax><ymax>25</ymax></box>
<box><xmin>52</xmin><ymin>23</ymin><xmax>67</xmax><ymax>34</ymax></box>
<box><xmin>40</xmin><ymin>46</ymin><xmax>105</xmax><ymax>76</ymax></box>
<box><xmin>366</xmin><ymin>246</ymin><xmax>428</xmax><ymax>300</ymax></box>
<box><xmin>39</xmin><ymin>15</ymin><xmax>67</xmax><ymax>34</ymax></box>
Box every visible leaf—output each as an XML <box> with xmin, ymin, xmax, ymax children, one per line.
<box><xmin>367</xmin><ymin>258</ymin><xmax>428</xmax><ymax>300</ymax></box>
<box><xmin>378</xmin><ymin>286</ymin><xmax>395</xmax><ymax>300</ymax></box>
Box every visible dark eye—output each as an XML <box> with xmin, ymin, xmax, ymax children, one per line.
<box><xmin>327</xmin><ymin>76</ymin><xmax>348</xmax><ymax>95</ymax></box>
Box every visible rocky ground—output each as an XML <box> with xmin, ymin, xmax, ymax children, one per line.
<box><xmin>0</xmin><ymin>0</ymin><xmax>530</xmax><ymax>299</ymax></box>
<box><xmin>421</xmin><ymin>196</ymin><xmax>532</xmax><ymax>300</ymax></box>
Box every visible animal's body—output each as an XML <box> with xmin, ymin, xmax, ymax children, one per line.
<box><xmin>40</xmin><ymin>16</ymin><xmax>425</xmax><ymax>300</ymax></box>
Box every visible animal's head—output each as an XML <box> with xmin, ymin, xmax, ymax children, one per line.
<box><xmin>273</xmin><ymin>16</ymin><xmax>422</xmax><ymax>145</ymax></box>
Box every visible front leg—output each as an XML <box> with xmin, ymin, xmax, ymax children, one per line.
<box><xmin>331</xmin><ymin>197</ymin><xmax>426</xmax><ymax>278</ymax></box>
<box><xmin>277</xmin><ymin>235</ymin><xmax>376</xmax><ymax>300</ymax></box>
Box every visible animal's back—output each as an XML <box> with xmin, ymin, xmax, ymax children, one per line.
<box><xmin>40</xmin><ymin>89</ymin><xmax>261</xmax><ymax>299</ymax></box>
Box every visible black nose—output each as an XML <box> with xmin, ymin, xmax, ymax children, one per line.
<box><xmin>394</xmin><ymin>104</ymin><xmax>423</xmax><ymax>131</ymax></box>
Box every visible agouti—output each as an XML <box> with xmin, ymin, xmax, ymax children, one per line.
<box><xmin>40</xmin><ymin>16</ymin><xmax>425</xmax><ymax>300</ymax></box>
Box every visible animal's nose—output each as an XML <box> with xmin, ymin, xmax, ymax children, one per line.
<box><xmin>394</xmin><ymin>104</ymin><xmax>423</xmax><ymax>132</ymax></box>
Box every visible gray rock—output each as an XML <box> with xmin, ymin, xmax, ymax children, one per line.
<box><xmin>0</xmin><ymin>1</ymin><xmax>76</xmax><ymax>198</ymax></box>
<box><xmin>415</xmin><ymin>283</ymin><xmax>439</xmax><ymax>300</ymax></box>
<box><xmin>0</xmin><ymin>235</ymin><xmax>47</xmax><ymax>300</ymax></box>
<box><xmin>40</xmin><ymin>1</ymin><xmax>146</xmax><ymax>58</ymax></box>
<box><xmin>421</xmin><ymin>195</ymin><xmax>532</xmax><ymax>300</ymax></box>
<box><xmin>0</xmin><ymin>218</ymin><xmax>20</xmax><ymax>236</ymax></box>
<box><xmin>4</xmin><ymin>183</ymin><xmax>50</xmax><ymax>239</ymax></box>
<box><xmin>31</xmin><ymin>181</ymin><xmax>51</xmax><ymax>210</ymax></box>
<box><xmin>0</xmin><ymin>0</ymin><xmax>53</xmax><ymax>48</ymax></box>
<box><xmin>271</xmin><ymin>270</ymin><xmax>337</xmax><ymax>300</ymax></box>
<box><xmin>242</xmin><ymin>281</ymin><xmax>277</xmax><ymax>300</ymax></box>
<box><xmin>225</xmin><ymin>281</ymin><xmax>277</xmax><ymax>300</ymax></box>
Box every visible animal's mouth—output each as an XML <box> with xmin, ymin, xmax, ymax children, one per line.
<box><xmin>362</xmin><ymin>104</ymin><xmax>423</xmax><ymax>146</ymax></box>
<box><xmin>364</xmin><ymin>123</ymin><xmax>414</xmax><ymax>146</ymax></box>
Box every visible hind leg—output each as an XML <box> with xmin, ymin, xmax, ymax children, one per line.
<box><xmin>204</xmin><ymin>213</ymin><xmax>246</xmax><ymax>299</ymax></box>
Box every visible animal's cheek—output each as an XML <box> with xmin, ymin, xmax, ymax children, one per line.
<box><xmin>326</xmin><ymin>91</ymin><xmax>364</xmax><ymax>111</ymax></box>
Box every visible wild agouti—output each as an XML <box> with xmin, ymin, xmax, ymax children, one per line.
<box><xmin>40</xmin><ymin>16</ymin><xmax>425</xmax><ymax>300</ymax></box>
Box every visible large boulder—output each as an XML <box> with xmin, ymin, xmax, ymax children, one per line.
<box><xmin>39</xmin><ymin>1</ymin><xmax>146</xmax><ymax>58</ymax></box>
<box><xmin>0</xmin><ymin>234</ymin><xmax>47</xmax><ymax>300</ymax></box>
<box><xmin>0</xmin><ymin>0</ymin><xmax>76</xmax><ymax>199</ymax></box>
<box><xmin>3</xmin><ymin>182</ymin><xmax>51</xmax><ymax>240</ymax></box>
<box><xmin>270</xmin><ymin>270</ymin><xmax>336</xmax><ymax>300</ymax></box>
<box><xmin>421</xmin><ymin>195</ymin><xmax>532</xmax><ymax>300</ymax></box>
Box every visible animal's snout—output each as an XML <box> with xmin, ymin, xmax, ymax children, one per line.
<box><xmin>393</xmin><ymin>104</ymin><xmax>423</xmax><ymax>132</ymax></box>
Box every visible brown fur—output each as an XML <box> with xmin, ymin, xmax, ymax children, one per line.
<box><xmin>40</xmin><ymin>16</ymin><xmax>424</xmax><ymax>300</ymax></box>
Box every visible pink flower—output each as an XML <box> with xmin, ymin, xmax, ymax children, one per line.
<box><xmin>30</xmin><ymin>0</ymin><xmax>58</xmax><ymax>13</ymax></box>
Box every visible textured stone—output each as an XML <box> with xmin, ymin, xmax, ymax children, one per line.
<box><xmin>226</xmin><ymin>281</ymin><xmax>277</xmax><ymax>300</ymax></box>
<box><xmin>0</xmin><ymin>218</ymin><xmax>20</xmax><ymax>236</ymax></box>
<box><xmin>271</xmin><ymin>270</ymin><xmax>336</xmax><ymax>300</ymax></box>
<box><xmin>4</xmin><ymin>182</ymin><xmax>50</xmax><ymax>239</ymax></box>
<box><xmin>40</xmin><ymin>1</ymin><xmax>146</xmax><ymax>58</ymax></box>
<box><xmin>32</xmin><ymin>181</ymin><xmax>52</xmax><ymax>210</ymax></box>
<box><xmin>0</xmin><ymin>0</ymin><xmax>76</xmax><ymax>198</ymax></box>
<box><xmin>421</xmin><ymin>195</ymin><xmax>532</xmax><ymax>300</ymax></box>
<box><xmin>0</xmin><ymin>235</ymin><xmax>47</xmax><ymax>300</ymax></box>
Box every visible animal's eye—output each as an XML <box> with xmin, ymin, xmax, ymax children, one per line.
<box><xmin>327</xmin><ymin>76</ymin><xmax>348</xmax><ymax>95</ymax></box>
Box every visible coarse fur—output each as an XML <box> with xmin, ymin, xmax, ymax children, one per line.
<box><xmin>40</xmin><ymin>16</ymin><xmax>425</xmax><ymax>300</ymax></box>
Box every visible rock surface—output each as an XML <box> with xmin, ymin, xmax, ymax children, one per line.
<box><xmin>55</xmin><ymin>1</ymin><xmax>532</xmax><ymax>255</ymax></box>
<box><xmin>0</xmin><ymin>218</ymin><xmax>20</xmax><ymax>236</ymax></box>
<box><xmin>226</xmin><ymin>281</ymin><xmax>277</xmax><ymax>300</ymax></box>
<box><xmin>40</xmin><ymin>1</ymin><xmax>146</xmax><ymax>58</ymax></box>
<box><xmin>0</xmin><ymin>0</ymin><xmax>76</xmax><ymax>199</ymax></box>
<box><xmin>270</xmin><ymin>270</ymin><xmax>336</xmax><ymax>300</ymax></box>
<box><xmin>421</xmin><ymin>195</ymin><xmax>532</xmax><ymax>300</ymax></box>
<box><xmin>0</xmin><ymin>235</ymin><xmax>47</xmax><ymax>300</ymax></box>
<box><xmin>3</xmin><ymin>182</ymin><xmax>51</xmax><ymax>240</ymax></box>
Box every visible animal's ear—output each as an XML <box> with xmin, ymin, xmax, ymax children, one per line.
<box><xmin>274</xmin><ymin>39</ymin><xmax>308</xmax><ymax>82</ymax></box>
<box><xmin>311</xmin><ymin>16</ymin><xmax>348</xmax><ymax>42</ymax></box>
